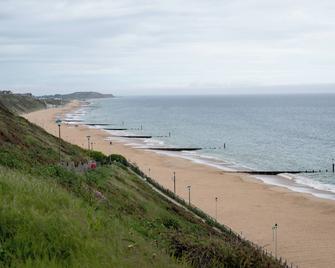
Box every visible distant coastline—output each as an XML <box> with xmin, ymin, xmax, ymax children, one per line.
<box><xmin>39</xmin><ymin>91</ymin><xmax>114</xmax><ymax>101</ymax></box>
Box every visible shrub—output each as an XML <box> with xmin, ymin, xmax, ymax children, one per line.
<box><xmin>87</xmin><ymin>151</ymin><xmax>106</xmax><ymax>163</ymax></box>
<box><xmin>108</xmin><ymin>154</ymin><xmax>128</xmax><ymax>166</ymax></box>
<box><xmin>162</xmin><ymin>217</ymin><xmax>180</xmax><ymax>230</ymax></box>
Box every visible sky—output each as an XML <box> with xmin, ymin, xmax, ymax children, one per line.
<box><xmin>0</xmin><ymin>0</ymin><xmax>335</xmax><ymax>95</ymax></box>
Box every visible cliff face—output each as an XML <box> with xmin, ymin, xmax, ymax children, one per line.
<box><xmin>0</xmin><ymin>91</ymin><xmax>115</xmax><ymax>114</ymax></box>
<box><xmin>41</xmin><ymin>91</ymin><xmax>114</xmax><ymax>100</ymax></box>
<box><xmin>0</xmin><ymin>93</ymin><xmax>46</xmax><ymax>114</ymax></box>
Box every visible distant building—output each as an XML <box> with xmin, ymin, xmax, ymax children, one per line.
<box><xmin>0</xmin><ymin>90</ymin><xmax>13</xmax><ymax>95</ymax></box>
<box><xmin>19</xmin><ymin>93</ymin><xmax>33</xmax><ymax>97</ymax></box>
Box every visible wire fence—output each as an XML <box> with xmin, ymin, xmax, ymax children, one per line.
<box><xmin>125</xmin><ymin>160</ymin><xmax>298</xmax><ymax>268</ymax></box>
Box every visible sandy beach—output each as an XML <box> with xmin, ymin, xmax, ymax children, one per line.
<box><xmin>24</xmin><ymin>101</ymin><xmax>335</xmax><ymax>268</ymax></box>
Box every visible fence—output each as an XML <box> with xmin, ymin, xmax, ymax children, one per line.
<box><xmin>125</xmin><ymin>160</ymin><xmax>298</xmax><ymax>268</ymax></box>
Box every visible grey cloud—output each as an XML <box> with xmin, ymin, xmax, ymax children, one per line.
<box><xmin>0</xmin><ymin>0</ymin><xmax>335</xmax><ymax>95</ymax></box>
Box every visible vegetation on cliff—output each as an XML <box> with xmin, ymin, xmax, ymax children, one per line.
<box><xmin>0</xmin><ymin>104</ymin><xmax>283</xmax><ymax>267</ymax></box>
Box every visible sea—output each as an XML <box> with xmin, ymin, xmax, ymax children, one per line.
<box><xmin>65</xmin><ymin>94</ymin><xmax>335</xmax><ymax>200</ymax></box>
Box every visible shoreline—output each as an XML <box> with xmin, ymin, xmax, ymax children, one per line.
<box><xmin>66</xmin><ymin>100</ymin><xmax>335</xmax><ymax>200</ymax></box>
<box><xmin>24</xmin><ymin>100</ymin><xmax>335</xmax><ymax>268</ymax></box>
<box><xmin>68</xmin><ymin>101</ymin><xmax>335</xmax><ymax>202</ymax></box>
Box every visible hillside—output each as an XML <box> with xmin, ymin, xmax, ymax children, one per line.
<box><xmin>41</xmin><ymin>91</ymin><xmax>114</xmax><ymax>100</ymax></box>
<box><xmin>0</xmin><ymin>105</ymin><xmax>284</xmax><ymax>267</ymax></box>
<box><xmin>0</xmin><ymin>92</ymin><xmax>46</xmax><ymax>114</ymax></box>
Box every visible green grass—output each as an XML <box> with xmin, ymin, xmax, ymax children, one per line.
<box><xmin>0</xmin><ymin>162</ymin><xmax>283</xmax><ymax>267</ymax></box>
<box><xmin>0</xmin><ymin>103</ymin><xmax>285</xmax><ymax>267</ymax></box>
<box><xmin>0</xmin><ymin>166</ymin><xmax>183</xmax><ymax>268</ymax></box>
<box><xmin>0</xmin><ymin>104</ymin><xmax>87</xmax><ymax>170</ymax></box>
<box><xmin>0</xmin><ymin>94</ymin><xmax>46</xmax><ymax>114</ymax></box>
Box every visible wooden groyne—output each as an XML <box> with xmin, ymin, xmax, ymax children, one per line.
<box><xmin>115</xmin><ymin>135</ymin><xmax>152</xmax><ymax>139</ymax></box>
<box><xmin>63</xmin><ymin>119</ymin><xmax>83</xmax><ymax>123</ymax></box>
<box><xmin>86</xmin><ymin>123</ymin><xmax>114</xmax><ymax>126</ymax></box>
<box><xmin>146</xmin><ymin>147</ymin><xmax>202</xmax><ymax>152</ymax></box>
<box><xmin>103</xmin><ymin>128</ymin><xmax>128</xmax><ymax>131</ymax></box>
<box><xmin>227</xmin><ymin>170</ymin><xmax>322</xmax><ymax>175</ymax></box>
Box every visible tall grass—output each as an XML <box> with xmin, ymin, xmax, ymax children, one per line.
<box><xmin>0</xmin><ymin>167</ymin><xmax>183</xmax><ymax>268</ymax></box>
<box><xmin>0</xmin><ymin>105</ymin><xmax>285</xmax><ymax>267</ymax></box>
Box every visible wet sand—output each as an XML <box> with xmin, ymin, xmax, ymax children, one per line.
<box><xmin>24</xmin><ymin>101</ymin><xmax>335</xmax><ymax>268</ymax></box>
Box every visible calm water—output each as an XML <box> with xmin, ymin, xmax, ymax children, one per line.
<box><xmin>71</xmin><ymin>94</ymin><xmax>335</xmax><ymax>197</ymax></box>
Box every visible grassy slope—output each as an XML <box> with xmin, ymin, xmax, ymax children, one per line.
<box><xmin>0</xmin><ymin>166</ymin><xmax>182</xmax><ymax>268</ymax></box>
<box><xmin>0</xmin><ymin>105</ymin><xmax>283</xmax><ymax>267</ymax></box>
<box><xmin>0</xmin><ymin>94</ymin><xmax>47</xmax><ymax>114</ymax></box>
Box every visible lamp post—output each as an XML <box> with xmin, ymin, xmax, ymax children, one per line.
<box><xmin>187</xmin><ymin>185</ymin><xmax>191</xmax><ymax>205</ymax></box>
<box><xmin>215</xmin><ymin>197</ymin><xmax>218</xmax><ymax>221</ymax></box>
<box><xmin>272</xmin><ymin>223</ymin><xmax>278</xmax><ymax>258</ymax></box>
<box><xmin>56</xmin><ymin>119</ymin><xmax>62</xmax><ymax>162</ymax></box>
<box><xmin>173</xmin><ymin>171</ymin><xmax>176</xmax><ymax>195</ymax></box>
<box><xmin>86</xmin><ymin>135</ymin><xmax>91</xmax><ymax>150</ymax></box>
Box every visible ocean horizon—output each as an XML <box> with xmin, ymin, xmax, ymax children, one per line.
<box><xmin>66</xmin><ymin>94</ymin><xmax>335</xmax><ymax>200</ymax></box>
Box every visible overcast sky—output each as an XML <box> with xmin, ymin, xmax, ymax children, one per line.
<box><xmin>1</xmin><ymin>0</ymin><xmax>335</xmax><ymax>95</ymax></box>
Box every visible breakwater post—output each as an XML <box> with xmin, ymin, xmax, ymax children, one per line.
<box><xmin>332</xmin><ymin>158</ymin><xmax>334</xmax><ymax>173</ymax></box>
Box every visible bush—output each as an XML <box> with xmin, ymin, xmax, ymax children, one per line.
<box><xmin>162</xmin><ymin>217</ymin><xmax>180</xmax><ymax>230</ymax></box>
<box><xmin>108</xmin><ymin>154</ymin><xmax>128</xmax><ymax>166</ymax></box>
<box><xmin>87</xmin><ymin>151</ymin><xmax>106</xmax><ymax>163</ymax></box>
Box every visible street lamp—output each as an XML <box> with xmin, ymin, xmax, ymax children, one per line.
<box><xmin>55</xmin><ymin>119</ymin><xmax>62</xmax><ymax>162</ymax></box>
<box><xmin>272</xmin><ymin>223</ymin><xmax>278</xmax><ymax>258</ymax></box>
<box><xmin>215</xmin><ymin>197</ymin><xmax>218</xmax><ymax>221</ymax></box>
<box><xmin>187</xmin><ymin>185</ymin><xmax>191</xmax><ymax>205</ymax></box>
<box><xmin>173</xmin><ymin>171</ymin><xmax>176</xmax><ymax>194</ymax></box>
<box><xmin>86</xmin><ymin>135</ymin><xmax>91</xmax><ymax>150</ymax></box>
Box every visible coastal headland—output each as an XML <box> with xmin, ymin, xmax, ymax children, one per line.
<box><xmin>24</xmin><ymin>100</ymin><xmax>335</xmax><ymax>268</ymax></box>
